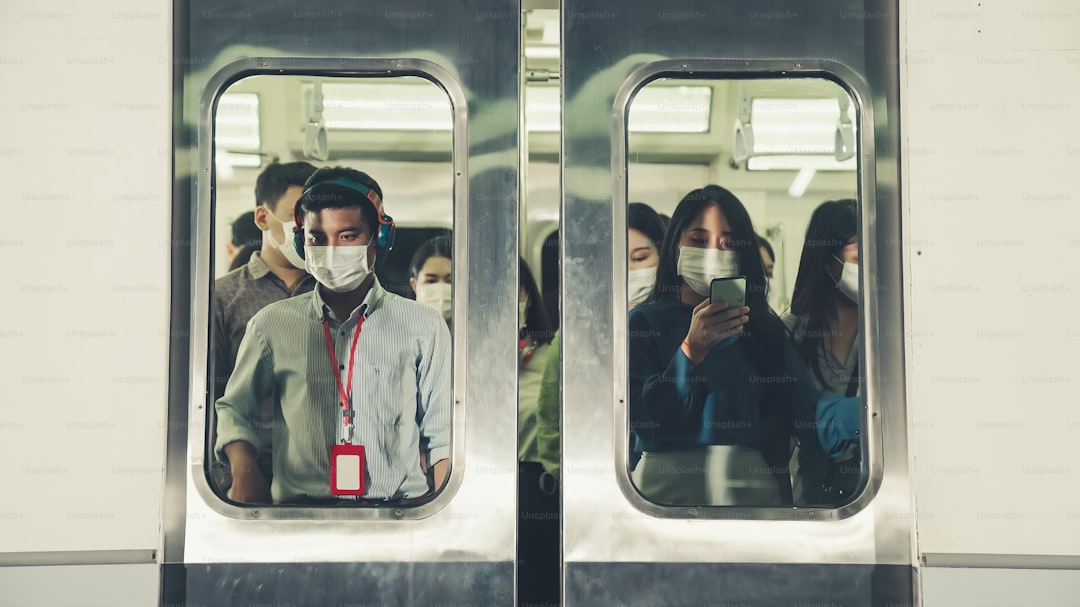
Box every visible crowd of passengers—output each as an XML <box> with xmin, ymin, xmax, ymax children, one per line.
<box><xmin>212</xmin><ymin>161</ymin><xmax>863</xmax><ymax>511</ymax></box>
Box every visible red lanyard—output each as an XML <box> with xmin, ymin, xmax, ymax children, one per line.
<box><xmin>321</xmin><ymin>311</ymin><xmax>365</xmax><ymax>440</ymax></box>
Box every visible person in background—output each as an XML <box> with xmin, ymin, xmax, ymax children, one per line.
<box><xmin>757</xmin><ymin>233</ymin><xmax>786</xmax><ymax>313</ymax></box>
<box><xmin>535</xmin><ymin>202</ymin><xmax>668</xmax><ymax>484</ymax></box>
<box><xmin>758</xmin><ymin>235</ymin><xmax>776</xmax><ymax>280</ymax></box>
<box><xmin>783</xmin><ymin>199</ymin><xmax>862</xmax><ymax>506</ymax></box>
<box><xmin>409</xmin><ymin>234</ymin><xmax>453</xmax><ymax>326</ymax></box>
<box><xmin>214</xmin><ymin>162</ymin><xmax>320</xmax><ymax>399</ymax></box>
<box><xmin>627</xmin><ymin>202</ymin><xmax>667</xmax><ymax>309</ymax></box>
<box><xmin>226</xmin><ymin>210</ymin><xmax>262</xmax><ymax>266</ymax></box>
<box><xmin>228</xmin><ymin>242</ymin><xmax>259</xmax><ymax>272</ymax></box>
<box><xmin>517</xmin><ymin>256</ymin><xmax>557</xmax><ymax>607</ymax></box>
<box><xmin>211</xmin><ymin>161</ymin><xmax>319</xmax><ymax>490</ymax></box>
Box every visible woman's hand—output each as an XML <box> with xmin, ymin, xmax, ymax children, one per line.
<box><xmin>682</xmin><ymin>300</ymin><xmax>749</xmax><ymax>364</ymax></box>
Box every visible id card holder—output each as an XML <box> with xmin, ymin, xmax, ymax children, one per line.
<box><xmin>330</xmin><ymin>443</ymin><xmax>366</xmax><ymax>496</ymax></box>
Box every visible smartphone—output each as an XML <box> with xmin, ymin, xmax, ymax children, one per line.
<box><xmin>710</xmin><ymin>276</ymin><xmax>746</xmax><ymax>307</ymax></box>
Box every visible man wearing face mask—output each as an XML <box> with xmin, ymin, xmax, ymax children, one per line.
<box><xmin>211</xmin><ymin>162</ymin><xmax>318</xmax><ymax>488</ymax></box>
<box><xmin>215</xmin><ymin>167</ymin><xmax>451</xmax><ymax>505</ymax></box>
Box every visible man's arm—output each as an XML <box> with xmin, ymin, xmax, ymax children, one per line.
<box><xmin>431</xmin><ymin>458</ymin><xmax>449</xmax><ymax>492</ymax></box>
<box><xmin>215</xmin><ymin>322</ymin><xmax>274</xmax><ymax>503</ymax></box>
<box><xmin>224</xmin><ymin>440</ymin><xmax>271</xmax><ymax>503</ymax></box>
<box><xmin>416</xmin><ymin>316</ymin><xmax>452</xmax><ymax>476</ymax></box>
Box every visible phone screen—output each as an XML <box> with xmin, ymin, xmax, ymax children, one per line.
<box><xmin>710</xmin><ymin>276</ymin><xmax>747</xmax><ymax>307</ymax></box>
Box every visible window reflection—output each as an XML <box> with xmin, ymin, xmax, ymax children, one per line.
<box><xmin>208</xmin><ymin>75</ymin><xmax>455</xmax><ymax>507</ymax></box>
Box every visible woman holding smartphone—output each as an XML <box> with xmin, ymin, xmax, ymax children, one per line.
<box><xmin>628</xmin><ymin>185</ymin><xmax>857</xmax><ymax>506</ymax></box>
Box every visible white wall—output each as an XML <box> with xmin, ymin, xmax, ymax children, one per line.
<box><xmin>905</xmin><ymin>0</ymin><xmax>1080</xmax><ymax>558</ymax></box>
<box><xmin>922</xmin><ymin>568</ymin><xmax>1080</xmax><ymax>607</ymax></box>
<box><xmin>0</xmin><ymin>1</ymin><xmax>170</xmax><ymax>556</ymax></box>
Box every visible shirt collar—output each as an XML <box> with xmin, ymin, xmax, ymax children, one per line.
<box><xmin>246</xmin><ymin>250</ymin><xmax>272</xmax><ymax>279</ymax></box>
<box><xmin>311</xmin><ymin>276</ymin><xmax>386</xmax><ymax>322</ymax></box>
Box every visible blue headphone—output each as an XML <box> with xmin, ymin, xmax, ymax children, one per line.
<box><xmin>292</xmin><ymin>177</ymin><xmax>396</xmax><ymax>259</ymax></box>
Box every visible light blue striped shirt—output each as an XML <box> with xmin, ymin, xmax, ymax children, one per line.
<box><xmin>215</xmin><ymin>277</ymin><xmax>451</xmax><ymax>502</ymax></box>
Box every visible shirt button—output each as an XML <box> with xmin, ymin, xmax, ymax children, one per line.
<box><xmin>339</xmin><ymin>365</ymin><xmax>345</xmax><ymax>370</ymax></box>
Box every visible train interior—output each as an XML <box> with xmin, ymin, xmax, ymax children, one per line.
<box><xmin>207</xmin><ymin>9</ymin><xmax>864</xmax><ymax>508</ymax></box>
<box><xmin>213</xmin><ymin>9</ymin><xmax>859</xmax><ymax>320</ymax></box>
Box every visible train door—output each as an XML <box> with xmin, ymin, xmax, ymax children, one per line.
<box><xmin>162</xmin><ymin>1</ymin><xmax>523</xmax><ymax>604</ymax></box>
<box><xmin>557</xmin><ymin>1</ymin><xmax>914</xmax><ymax>605</ymax></box>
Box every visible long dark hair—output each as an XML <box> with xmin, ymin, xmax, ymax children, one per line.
<box><xmin>521</xmin><ymin>257</ymin><xmax>554</xmax><ymax>346</ymax></box>
<box><xmin>788</xmin><ymin>199</ymin><xmax>858</xmax><ymax>388</ymax></box>
<box><xmin>628</xmin><ymin>202</ymin><xmax>667</xmax><ymax>251</ymax></box>
<box><xmin>651</xmin><ymin>185</ymin><xmax>785</xmax><ymax>376</ymax></box>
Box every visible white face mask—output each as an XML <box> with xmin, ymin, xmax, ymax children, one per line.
<box><xmin>677</xmin><ymin>246</ymin><xmax>740</xmax><ymax>297</ymax></box>
<box><xmin>628</xmin><ymin>266</ymin><xmax>657</xmax><ymax>309</ymax></box>
<box><xmin>415</xmin><ymin>282</ymin><xmax>452</xmax><ymax>320</ymax></box>
<box><xmin>263</xmin><ymin>206</ymin><xmax>306</xmax><ymax>270</ymax></box>
<box><xmin>832</xmin><ymin>256</ymin><xmax>860</xmax><ymax>303</ymax></box>
<box><xmin>304</xmin><ymin>245</ymin><xmax>371</xmax><ymax>293</ymax></box>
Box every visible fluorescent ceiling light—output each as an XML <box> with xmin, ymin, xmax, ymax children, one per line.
<box><xmin>741</xmin><ymin>98</ymin><xmax>856</xmax><ymax>156</ymax></box>
<box><xmin>215</xmin><ymin>93</ymin><xmax>260</xmax><ymax>152</ymax></box>
<box><xmin>318</xmin><ymin>80</ymin><xmax>710</xmax><ymax>134</ymax></box>
<box><xmin>525</xmin><ymin>86</ymin><xmax>560</xmax><ymax>132</ymax></box>
<box><xmin>217</xmin><ymin>151</ymin><xmax>262</xmax><ymax>168</ymax></box>
<box><xmin>524</xmin><ymin>46</ymin><xmax>560</xmax><ymax>60</ymax></box>
<box><xmin>320</xmin><ymin>82</ymin><xmax>453</xmax><ymax>131</ymax></box>
<box><xmin>787</xmin><ymin>167</ymin><xmax>816</xmax><ymax>198</ymax></box>
<box><xmin>215</xmin><ymin>150</ymin><xmax>263</xmax><ymax>181</ymax></box>
<box><xmin>747</xmin><ymin>154</ymin><xmax>857</xmax><ymax>171</ymax></box>
<box><xmin>629</xmin><ymin>86</ymin><xmax>712</xmax><ymax>133</ymax></box>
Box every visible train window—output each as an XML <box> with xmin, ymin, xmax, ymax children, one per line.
<box><xmin>624</xmin><ymin>76</ymin><xmax>864</xmax><ymax>510</ymax></box>
<box><xmin>208</xmin><ymin>74</ymin><xmax>455</xmax><ymax>511</ymax></box>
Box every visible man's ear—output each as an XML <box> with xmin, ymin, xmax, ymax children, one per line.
<box><xmin>253</xmin><ymin>205</ymin><xmax>271</xmax><ymax>232</ymax></box>
<box><xmin>225</xmin><ymin>242</ymin><xmax>238</xmax><ymax>260</ymax></box>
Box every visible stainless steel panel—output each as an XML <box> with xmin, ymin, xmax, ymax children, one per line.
<box><xmin>560</xmin><ymin>0</ymin><xmax>910</xmax><ymax>592</ymax></box>
<box><xmin>566</xmin><ymin>563</ymin><xmax>913</xmax><ymax>607</ymax></box>
<box><xmin>164</xmin><ymin>0</ymin><xmax>521</xmax><ymax>597</ymax></box>
<box><xmin>177</xmin><ymin>562</ymin><xmax>514</xmax><ymax>606</ymax></box>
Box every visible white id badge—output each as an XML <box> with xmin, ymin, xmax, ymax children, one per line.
<box><xmin>330</xmin><ymin>443</ymin><xmax>366</xmax><ymax>496</ymax></box>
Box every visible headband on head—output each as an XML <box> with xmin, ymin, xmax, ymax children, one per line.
<box><xmin>302</xmin><ymin>177</ymin><xmax>383</xmax><ymax>211</ymax></box>
<box><xmin>291</xmin><ymin>177</ymin><xmax>396</xmax><ymax>257</ymax></box>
